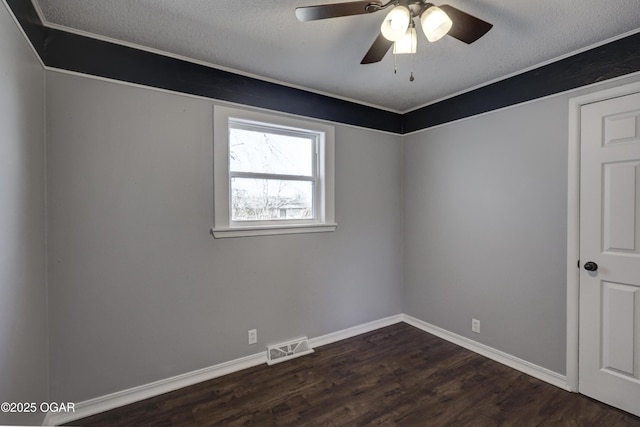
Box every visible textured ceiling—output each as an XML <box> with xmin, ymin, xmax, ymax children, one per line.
<box><xmin>33</xmin><ymin>0</ymin><xmax>640</xmax><ymax>112</ymax></box>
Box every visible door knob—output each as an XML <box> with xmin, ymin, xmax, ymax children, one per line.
<box><xmin>584</xmin><ymin>261</ymin><xmax>598</xmax><ymax>272</ymax></box>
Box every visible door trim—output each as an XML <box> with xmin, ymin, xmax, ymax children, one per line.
<box><xmin>566</xmin><ymin>80</ymin><xmax>640</xmax><ymax>393</ymax></box>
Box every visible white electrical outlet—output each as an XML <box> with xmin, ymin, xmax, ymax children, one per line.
<box><xmin>248</xmin><ymin>329</ymin><xmax>257</xmax><ymax>345</ymax></box>
<box><xmin>472</xmin><ymin>319</ymin><xmax>480</xmax><ymax>334</ymax></box>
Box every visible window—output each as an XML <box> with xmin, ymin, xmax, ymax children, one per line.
<box><xmin>212</xmin><ymin>105</ymin><xmax>336</xmax><ymax>238</ymax></box>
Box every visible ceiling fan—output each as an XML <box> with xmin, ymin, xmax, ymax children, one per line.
<box><xmin>295</xmin><ymin>1</ymin><xmax>493</xmax><ymax>64</ymax></box>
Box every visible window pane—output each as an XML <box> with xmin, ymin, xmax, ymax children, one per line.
<box><xmin>229</xmin><ymin>127</ymin><xmax>314</xmax><ymax>176</ymax></box>
<box><xmin>231</xmin><ymin>178</ymin><xmax>314</xmax><ymax>221</ymax></box>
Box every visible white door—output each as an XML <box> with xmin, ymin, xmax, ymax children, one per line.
<box><xmin>579</xmin><ymin>91</ymin><xmax>640</xmax><ymax>417</ymax></box>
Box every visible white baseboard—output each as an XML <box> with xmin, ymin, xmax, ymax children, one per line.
<box><xmin>402</xmin><ymin>314</ymin><xmax>570</xmax><ymax>391</ymax></box>
<box><xmin>43</xmin><ymin>351</ymin><xmax>267</xmax><ymax>426</ymax></box>
<box><xmin>43</xmin><ymin>314</ymin><xmax>404</xmax><ymax>426</ymax></box>
<box><xmin>44</xmin><ymin>313</ymin><xmax>568</xmax><ymax>425</ymax></box>
<box><xmin>309</xmin><ymin>314</ymin><xmax>404</xmax><ymax>348</ymax></box>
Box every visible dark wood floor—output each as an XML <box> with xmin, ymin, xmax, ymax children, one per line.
<box><xmin>67</xmin><ymin>323</ymin><xmax>640</xmax><ymax>426</ymax></box>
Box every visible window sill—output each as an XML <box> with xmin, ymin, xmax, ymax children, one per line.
<box><xmin>211</xmin><ymin>223</ymin><xmax>337</xmax><ymax>239</ymax></box>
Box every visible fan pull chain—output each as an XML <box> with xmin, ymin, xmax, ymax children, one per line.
<box><xmin>393</xmin><ymin>52</ymin><xmax>397</xmax><ymax>74</ymax></box>
<box><xmin>409</xmin><ymin>49</ymin><xmax>415</xmax><ymax>82</ymax></box>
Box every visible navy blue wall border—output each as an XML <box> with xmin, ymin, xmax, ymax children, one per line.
<box><xmin>42</xmin><ymin>28</ymin><xmax>403</xmax><ymax>133</ymax></box>
<box><xmin>403</xmin><ymin>31</ymin><xmax>640</xmax><ymax>132</ymax></box>
<box><xmin>6</xmin><ymin>0</ymin><xmax>402</xmax><ymax>134</ymax></box>
<box><xmin>6</xmin><ymin>0</ymin><xmax>640</xmax><ymax>134</ymax></box>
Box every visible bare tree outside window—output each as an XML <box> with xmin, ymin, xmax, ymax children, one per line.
<box><xmin>229</xmin><ymin>122</ymin><xmax>316</xmax><ymax>222</ymax></box>
<box><xmin>213</xmin><ymin>105</ymin><xmax>335</xmax><ymax>238</ymax></box>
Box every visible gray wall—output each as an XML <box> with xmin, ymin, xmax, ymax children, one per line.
<box><xmin>0</xmin><ymin>3</ymin><xmax>48</xmax><ymax>426</ymax></box>
<box><xmin>403</xmin><ymin>73</ymin><xmax>640</xmax><ymax>375</ymax></box>
<box><xmin>46</xmin><ymin>71</ymin><xmax>403</xmax><ymax>402</ymax></box>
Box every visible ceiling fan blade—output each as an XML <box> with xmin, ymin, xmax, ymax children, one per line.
<box><xmin>439</xmin><ymin>5</ymin><xmax>493</xmax><ymax>44</ymax></box>
<box><xmin>361</xmin><ymin>33</ymin><xmax>393</xmax><ymax>64</ymax></box>
<box><xmin>296</xmin><ymin>1</ymin><xmax>382</xmax><ymax>22</ymax></box>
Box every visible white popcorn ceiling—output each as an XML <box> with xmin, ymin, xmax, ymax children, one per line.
<box><xmin>34</xmin><ymin>0</ymin><xmax>640</xmax><ymax>112</ymax></box>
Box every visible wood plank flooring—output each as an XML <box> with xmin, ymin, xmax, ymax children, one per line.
<box><xmin>66</xmin><ymin>323</ymin><xmax>640</xmax><ymax>426</ymax></box>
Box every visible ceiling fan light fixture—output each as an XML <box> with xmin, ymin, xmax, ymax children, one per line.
<box><xmin>420</xmin><ymin>5</ymin><xmax>452</xmax><ymax>42</ymax></box>
<box><xmin>380</xmin><ymin>5</ymin><xmax>411</xmax><ymax>42</ymax></box>
<box><xmin>393</xmin><ymin>27</ymin><xmax>417</xmax><ymax>54</ymax></box>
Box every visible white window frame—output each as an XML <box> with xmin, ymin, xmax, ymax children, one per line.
<box><xmin>212</xmin><ymin>105</ymin><xmax>336</xmax><ymax>238</ymax></box>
